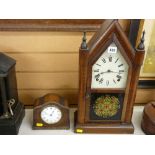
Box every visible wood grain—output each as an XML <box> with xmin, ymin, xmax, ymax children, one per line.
<box><xmin>135</xmin><ymin>89</ymin><xmax>155</xmax><ymax>103</ymax></box>
<box><xmin>0</xmin><ymin>19</ymin><xmax>140</xmax><ymax>107</ymax></box>
<box><xmin>0</xmin><ymin>19</ymin><xmax>130</xmax><ymax>32</ymax></box>
<box><xmin>7</xmin><ymin>53</ymin><xmax>79</xmax><ymax>72</ymax></box>
<box><xmin>16</xmin><ymin>72</ymin><xmax>78</xmax><ymax>89</ymax></box>
<box><xmin>19</xmin><ymin>88</ymin><xmax>155</xmax><ymax>106</ymax></box>
<box><xmin>0</xmin><ymin>19</ymin><xmax>104</xmax><ymax>32</ymax></box>
<box><xmin>0</xmin><ymin>32</ymin><xmax>94</xmax><ymax>53</ymax></box>
<box><xmin>19</xmin><ymin>89</ymin><xmax>78</xmax><ymax>106</ymax></box>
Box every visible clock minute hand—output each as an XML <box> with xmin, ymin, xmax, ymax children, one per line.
<box><xmin>110</xmin><ymin>70</ymin><xmax>126</xmax><ymax>73</ymax></box>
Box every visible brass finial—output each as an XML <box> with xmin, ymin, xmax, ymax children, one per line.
<box><xmin>137</xmin><ymin>30</ymin><xmax>145</xmax><ymax>50</ymax></box>
<box><xmin>81</xmin><ymin>32</ymin><xmax>87</xmax><ymax>49</ymax></box>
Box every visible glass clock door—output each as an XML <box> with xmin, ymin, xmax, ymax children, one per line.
<box><xmin>91</xmin><ymin>42</ymin><xmax>129</xmax><ymax>89</ymax></box>
<box><xmin>88</xmin><ymin>42</ymin><xmax>129</xmax><ymax>121</ymax></box>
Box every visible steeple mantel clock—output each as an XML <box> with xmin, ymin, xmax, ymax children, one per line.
<box><xmin>74</xmin><ymin>20</ymin><xmax>145</xmax><ymax>134</ymax></box>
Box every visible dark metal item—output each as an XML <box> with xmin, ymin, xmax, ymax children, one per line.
<box><xmin>33</xmin><ymin>94</ymin><xmax>70</xmax><ymax>130</ymax></box>
<box><xmin>0</xmin><ymin>52</ymin><xmax>25</xmax><ymax>135</ymax></box>
<box><xmin>141</xmin><ymin>102</ymin><xmax>155</xmax><ymax>135</ymax></box>
<box><xmin>74</xmin><ymin>20</ymin><xmax>145</xmax><ymax>134</ymax></box>
<box><xmin>138</xmin><ymin>31</ymin><xmax>145</xmax><ymax>50</ymax></box>
<box><xmin>128</xmin><ymin>19</ymin><xmax>141</xmax><ymax>48</ymax></box>
<box><xmin>81</xmin><ymin>32</ymin><xmax>88</xmax><ymax>50</ymax></box>
<box><xmin>138</xmin><ymin>80</ymin><xmax>155</xmax><ymax>89</ymax></box>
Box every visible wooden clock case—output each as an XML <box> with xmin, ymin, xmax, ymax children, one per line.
<box><xmin>141</xmin><ymin>102</ymin><xmax>155</xmax><ymax>135</ymax></box>
<box><xmin>33</xmin><ymin>94</ymin><xmax>70</xmax><ymax>130</ymax></box>
<box><xmin>74</xmin><ymin>20</ymin><xmax>145</xmax><ymax>134</ymax></box>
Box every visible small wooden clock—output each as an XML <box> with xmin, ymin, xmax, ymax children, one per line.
<box><xmin>74</xmin><ymin>20</ymin><xmax>145</xmax><ymax>134</ymax></box>
<box><xmin>33</xmin><ymin>94</ymin><xmax>70</xmax><ymax>130</ymax></box>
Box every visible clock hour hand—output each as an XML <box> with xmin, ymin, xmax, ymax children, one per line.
<box><xmin>100</xmin><ymin>71</ymin><xmax>109</xmax><ymax>74</ymax></box>
<box><xmin>100</xmin><ymin>70</ymin><xmax>114</xmax><ymax>74</ymax></box>
<box><xmin>50</xmin><ymin>110</ymin><xmax>55</xmax><ymax>116</ymax></box>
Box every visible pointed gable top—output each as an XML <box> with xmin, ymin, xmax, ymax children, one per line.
<box><xmin>0</xmin><ymin>52</ymin><xmax>16</xmax><ymax>75</ymax></box>
<box><xmin>87</xmin><ymin>19</ymin><xmax>115</xmax><ymax>50</ymax></box>
<box><xmin>87</xmin><ymin>19</ymin><xmax>135</xmax><ymax>61</ymax></box>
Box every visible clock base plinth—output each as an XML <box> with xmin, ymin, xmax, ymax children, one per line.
<box><xmin>0</xmin><ymin>102</ymin><xmax>25</xmax><ymax>135</ymax></box>
<box><xmin>74</xmin><ymin>112</ymin><xmax>134</xmax><ymax>134</ymax></box>
<box><xmin>32</xmin><ymin>124</ymin><xmax>70</xmax><ymax>130</ymax></box>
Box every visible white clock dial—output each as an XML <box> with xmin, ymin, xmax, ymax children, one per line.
<box><xmin>41</xmin><ymin>106</ymin><xmax>62</xmax><ymax>124</ymax></box>
<box><xmin>91</xmin><ymin>42</ymin><xmax>129</xmax><ymax>89</ymax></box>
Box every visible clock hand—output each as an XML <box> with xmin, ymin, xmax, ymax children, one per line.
<box><xmin>100</xmin><ymin>70</ymin><xmax>116</xmax><ymax>74</ymax></box>
<box><xmin>100</xmin><ymin>70</ymin><xmax>125</xmax><ymax>74</ymax></box>
<box><xmin>100</xmin><ymin>69</ymin><xmax>113</xmax><ymax>74</ymax></box>
<box><xmin>100</xmin><ymin>71</ymin><xmax>109</xmax><ymax>74</ymax></box>
<box><xmin>109</xmin><ymin>71</ymin><xmax>121</xmax><ymax>73</ymax></box>
<box><xmin>50</xmin><ymin>111</ymin><xmax>55</xmax><ymax>116</ymax></box>
<box><xmin>110</xmin><ymin>70</ymin><xmax>126</xmax><ymax>73</ymax></box>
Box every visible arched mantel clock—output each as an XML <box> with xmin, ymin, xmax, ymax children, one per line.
<box><xmin>74</xmin><ymin>20</ymin><xmax>145</xmax><ymax>134</ymax></box>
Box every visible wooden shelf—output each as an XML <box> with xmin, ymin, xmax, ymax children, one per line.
<box><xmin>0</xmin><ymin>19</ymin><xmax>104</xmax><ymax>32</ymax></box>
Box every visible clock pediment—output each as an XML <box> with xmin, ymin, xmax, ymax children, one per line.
<box><xmin>87</xmin><ymin>20</ymin><xmax>135</xmax><ymax>66</ymax></box>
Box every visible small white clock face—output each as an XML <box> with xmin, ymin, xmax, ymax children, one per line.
<box><xmin>91</xmin><ymin>42</ymin><xmax>129</xmax><ymax>89</ymax></box>
<box><xmin>41</xmin><ymin>105</ymin><xmax>62</xmax><ymax>124</ymax></box>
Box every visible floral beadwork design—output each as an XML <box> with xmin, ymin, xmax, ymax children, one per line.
<box><xmin>93</xmin><ymin>95</ymin><xmax>120</xmax><ymax>118</ymax></box>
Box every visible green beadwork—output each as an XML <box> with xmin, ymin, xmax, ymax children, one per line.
<box><xmin>93</xmin><ymin>95</ymin><xmax>120</xmax><ymax>118</ymax></box>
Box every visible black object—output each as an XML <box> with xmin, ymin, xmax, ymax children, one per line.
<box><xmin>0</xmin><ymin>52</ymin><xmax>25</xmax><ymax>135</ymax></box>
<box><xmin>138</xmin><ymin>80</ymin><xmax>155</xmax><ymax>89</ymax></box>
<box><xmin>81</xmin><ymin>32</ymin><xmax>88</xmax><ymax>50</ymax></box>
<box><xmin>128</xmin><ymin>19</ymin><xmax>141</xmax><ymax>48</ymax></box>
<box><xmin>137</xmin><ymin>31</ymin><xmax>145</xmax><ymax>50</ymax></box>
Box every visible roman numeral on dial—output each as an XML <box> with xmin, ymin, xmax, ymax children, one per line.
<box><xmin>94</xmin><ymin>69</ymin><xmax>99</xmax><ymax>72</ymax></box>
<box><xmin>116</xmin><ymin>75</ymin><xmax>122</xmax><ymax>79</ymax></box>
<box><xmin>106</xmin><ymin>80</ymin><xmax>109</xmax><ymax>86</ymax></box>
<box><xmin>95</xmin><ymin>74</ymin><xmax>100</xmax><ymax>81</ymax></box>
<box><xmin>102</xmin><ymin>58</ymin><xmax>106</xmax><ymax>63</ymax></box>
<box><xmin>99</xmin><ymin>78</ymin><xmax>103</xmax><ymax>84</ymax></box>
<box><xmin>115</xmin><ymin>58</ymin><xmax>119</xmax><ymax>63</ymax></box>
<box><xmin>96</xmin><ymin>64</ymin><xmax>101</xmax><ymax>66</ymax></box>
<box><xmin>109</xmin><ymin>56</ymin><xmax>112</xmax><ymax>62</ymax></box>
<box><xmin>119</xmin><ymin>70</ymin><xmax>124</xmax><ymax>73</ymax></box>
<box><xmin>118</xmin><ymin>64</ymin><xmax>123</xmax><ymax>67</ymax></box>
<box><xmin>116</xmin><ymin>75</ymin><xmax>122</xmax><ymax>82</ymax></box>
<box><xmin>113</xmin><ymin>79</ymin><xmax>116</xmax><ymax>84</ymax></box>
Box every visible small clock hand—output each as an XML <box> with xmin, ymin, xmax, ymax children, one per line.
<box><xmin>100</xmin><ymin>70</ymin><xmax>115</xmax><ymax>74</ymax></box>
<box><xmin>50</xmin><ymin>111</ymin><xmax>54</xmax><ymax>116</ymax></box>
<box><xmin>100</xmin><ymin>71</ymin><xmax>109</xmax><ymax>74</ymax></box>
